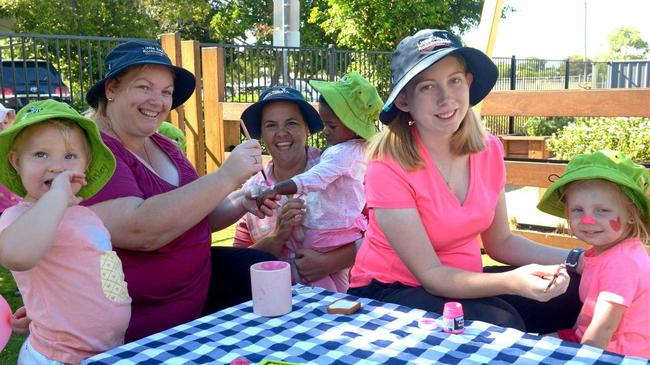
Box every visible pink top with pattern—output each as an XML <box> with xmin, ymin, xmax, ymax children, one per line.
<box><xmin>350</xmin><ymin>130</ymin><xmax>506</xmax><ymax>288</ymax></box>
<box><xmin>0</xmin><ymin>203</ymin><xmax>130</xmax><ymax>364</ymax></box>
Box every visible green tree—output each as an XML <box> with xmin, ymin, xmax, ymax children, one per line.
<box><xmin>309</xmin><ymin>0</ymin><xmax>483</xmax><ymax>51</ymax></box>
<box><xmin>0</xmin><ymin>0</ymin><xmax>157</xmax><ymax>38</ymax></box>
<box><xmin>603</xmin><ymin>27</ymin><xmax>649</xmax><ymax>60</ymax></box>
<box><xmin>209</xmin><ymin>0</ymin><xmax>335</xmax><ymax>46</ymax></box>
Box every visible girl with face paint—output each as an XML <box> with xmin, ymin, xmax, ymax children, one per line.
<box><xmin>537</xmin><ymin>150</ymin><xmax>650</xmax><ymax>358</ymax></box>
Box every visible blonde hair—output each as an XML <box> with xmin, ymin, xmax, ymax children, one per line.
<box><xmin>563</xmin><ymin>179</ymin><xmax>650</xmax><ymax>243</ymax></box>
<box><xmin>367</xmin><ymin>55</ymin><xmax>486</xmax><ymax>171</ymax></box>
<box><xmin>12</xmin><ymin>119</ymin><xmax>92</xmax><ymax>163</ymax></box>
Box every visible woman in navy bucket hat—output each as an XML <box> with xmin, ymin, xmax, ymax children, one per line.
<box><xmin>349</xmin><ymin>29</ymin><xmax>582</xmax><ymax>335</ymax></box>
<box><xmin>86</xmin><ymin>40</ymin><xmax>195</xmax><ymax>110</ymax></box>
<box><xmin>240</xmin><ymin>86</ymin><xmax>323</xmax><ymax>139</ymax></box>
<box><xmin>21</xmin><ymin>40</ymin><xmax>280</xmax><ymax>341</ymax></box>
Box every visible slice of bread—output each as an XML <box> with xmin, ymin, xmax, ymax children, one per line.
<box><xmin>327</xmin><ymin>299</ymin><xmax>361</xmax><ymax>314</ymax></box>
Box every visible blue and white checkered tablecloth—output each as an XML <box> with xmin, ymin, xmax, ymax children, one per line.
<box><xmin>85</xmin><ymin>285</ymin><xmax>649</xmax><ymax>365</ymax></box>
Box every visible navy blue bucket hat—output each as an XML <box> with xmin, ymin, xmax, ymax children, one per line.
<box><xmin>380</xmin><ymin>29</ymin><xmax>498</xmax><ymax>124</ymax></box>
<box><xmin>86</xmin><ymin>40</ymin><xmax>196</xmax><ymax>110</ymax></box>
<box><xmin>240</xmin><ymin>86</ymin><xmax>323</xmax><ymax>139</ymax></box>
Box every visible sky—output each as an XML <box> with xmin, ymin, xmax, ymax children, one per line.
<box><xmin>463</xmin><ymin>0</ymin><xmax>650</xmax><ymax>60</ymax></box>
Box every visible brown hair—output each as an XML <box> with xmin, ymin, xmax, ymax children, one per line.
<box><xmin>367</xmin><ymin>54</ymin><xmax>486</xmax><ymax>171</ymax></box>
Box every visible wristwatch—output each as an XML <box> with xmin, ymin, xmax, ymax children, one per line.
<box><xmin>565</xmin><ymin>248</ymin><xmax>585</xmax><ymax>274</ymax></box>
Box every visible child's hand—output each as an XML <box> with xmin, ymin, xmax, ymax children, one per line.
<box><xmin>10</xmin><ymin>306</ymin><xmax>30</xmax><ymax>334</ymax></box>
<box><xmin>50</xmin><ymin>171</ymin><xmax>87</xmax><ymax>206</ymax></box>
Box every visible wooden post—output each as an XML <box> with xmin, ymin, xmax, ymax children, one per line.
<box><xmin>181</xmin><ymin>40</ymin><xmax>206</xmax><ymax>175</ymax></box>
<box><xmin>159</xmin><ymin>33</ymin><xmax>185</xmax><ymax>130</ymax></box>
<box><xmin>202</xmin><ymin>47</ymin><xmax>226</xmax><ymax>173</ymax></box>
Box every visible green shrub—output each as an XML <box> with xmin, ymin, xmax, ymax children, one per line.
<box><xmin>522</xmin><ymin>117</ymin><xmax>574</xmax><ymax>136</ymax></box>
<box><xmin>547</xmin><ymin>117</ymin><xmax>650</xmax><ymax>161</ymax></box>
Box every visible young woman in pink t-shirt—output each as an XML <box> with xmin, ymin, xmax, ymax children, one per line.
<box><xmin>349</xmin><ymin>29</ymin><xmax>584</xmax><ymax>334</ymax></box>
<box><xmin>538</xmin><ymin>151</ymin><xmax>650</xmax><ymax>358</ymax></box>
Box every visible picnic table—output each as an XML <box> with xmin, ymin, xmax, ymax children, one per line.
<box><xmin>85</xmin><ymin>285</ymin><xmax>649</xmax><ymax>365</ymax></box>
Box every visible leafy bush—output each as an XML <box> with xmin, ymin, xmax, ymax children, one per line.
<box><xmin>522</xmin><ymin>117</ymin><xmax>574</xmax><ymax>136</ymax></box>
<box><xmin>547</xmin><ymin>117</ymin><xmax>650</xmax><ymax>161</ymax></box>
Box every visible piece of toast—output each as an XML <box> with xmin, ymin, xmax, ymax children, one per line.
<box><xmin>327</xmin><ymin>299</ymin><xmax>361</xmax><ymax>314</ymax></box>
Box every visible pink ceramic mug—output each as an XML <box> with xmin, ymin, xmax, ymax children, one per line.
<box><xmin>250</xmin><ymin>261</ymin><xmax>292</xmax><ymax>317</ymax></box>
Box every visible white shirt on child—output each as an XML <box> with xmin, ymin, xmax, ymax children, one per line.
<box><xmin>292</xmin><ymin>138</ymin><xmax>367</xmax><ymax>230</ymax></box>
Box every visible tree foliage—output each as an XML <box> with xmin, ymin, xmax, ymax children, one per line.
<box><xmin>603</xmin><ymin>27</ymin><xmax>649</xmax><ymax>60</ymax></box>
<box><xmin>309</xmin><ymin>0</ymin><xmax>483</xmax><ymax>51</ymax></box>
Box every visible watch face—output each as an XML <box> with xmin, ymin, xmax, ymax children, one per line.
<box><xmin>565</xmin><ymin>248</ymin><xmax>584</xmax><ymax>268</ymax></box>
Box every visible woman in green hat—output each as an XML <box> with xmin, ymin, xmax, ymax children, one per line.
<box><xmin>538</xmin><ymin>150</ymin><xmax>650</xmax><ymax>357</ymax></box>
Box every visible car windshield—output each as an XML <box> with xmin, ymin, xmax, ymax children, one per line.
<box><xmin>1</xmin><ymin>62</ymin><xmax>60</xmax><ymax>85</ymax></box>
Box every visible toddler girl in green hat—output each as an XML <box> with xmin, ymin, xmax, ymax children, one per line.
<box><xmin>0</xmin><ymin>100</ymin><xmax>130</xmax><ymax>364</ymax></box>
<box><xmin>538</xmin><ymin>150</ymin><xmax>650</xmax><ymax>358</ymax></box>
<box><xmin>256</xmin><ymin>72</ymin><xmax>382</xmax><ymax>292</ymax></box>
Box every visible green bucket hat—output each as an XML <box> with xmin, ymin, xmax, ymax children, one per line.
<box><xmin>309</xmin><ymin>72</ymin><xmax>383</xmax><ymax>141</ymax></box>
<box><xmin>537</xmin><ymin>150</ymin><xmax>650</xmax><ymax>223</ymax></box>
<box><xmin>158</xmin><ymin>121</ymin><xmax>186</xmax><ymax>152</ymax></box>
<box><xmin>0</xmin><ymin>100</ymin><xmax>116</xmax><ymax>200</ymax></box>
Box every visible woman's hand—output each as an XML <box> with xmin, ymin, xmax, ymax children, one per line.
<box><xmin>508</xmin><ymin>264</ymin><xmax>570</xmax><ymax>302</ymax></box>
<box><xmin>10</xmin><ymin>306</ymin><xmax>30</xmax><ymax>334</ymax></box>
<box><xmin>241</xmin><ymin>185</ymin><xmax>278</xmax><ymax>218</ymax></box>
<box><xmin>220</xmin><ymin>140</ymin><xmax>263</xmax><ymax>187</ymax></box>
<box><xmin>294</xmin><ymin>248</ymin><xmax>329</xmax><ymax>283</ymax></box>
<box><xmin>272</xmin><ymin>198</ymin><xmax>305</xmax><ymax>241</ymax></box>
<box><xmin>294</xmin><ymin>243</ymin><xmax>356</xmax><ymax>284</ymax></box>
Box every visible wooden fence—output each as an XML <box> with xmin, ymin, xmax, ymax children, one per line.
<box><xmin>160</xmin><ymin>32</ymin><xmax>650</xmax><ymax>251</ymax></box>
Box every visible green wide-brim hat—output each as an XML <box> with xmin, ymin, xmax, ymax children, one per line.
<box><xmin>0</xmin><ymin>99</ymin><xmax>116</xmax><ymax>199</ymax></box>
<box><xmin>158</xmin><ymin>121</ymin><xmax>186</xmax><ymax>152</ymax></box>
<box><xmin>537</xmin><ymin>150</ymin><xmax>650</xmax><ymax>224</ymax></box>
<box><xmin>309</xmin><ymin>72</ymin><xmax>383</xmax><ymax>141</ymax></box>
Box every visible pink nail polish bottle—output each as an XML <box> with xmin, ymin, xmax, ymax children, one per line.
<box><xmin>442</xmin><ymin>302</ymin><xmax>464</xmax><ymax>334</ymax></box>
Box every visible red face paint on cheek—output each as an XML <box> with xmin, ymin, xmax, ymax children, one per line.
<box><xmin>609</xmin><ymin>217</ymin><xmax>622</xmax><ymax>232</ymax></box>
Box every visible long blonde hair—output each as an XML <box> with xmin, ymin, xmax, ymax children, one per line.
<box><xmin>367</xmin><ymin>55</ymin><xmax>486</xmax><ymax>171</ymax></box>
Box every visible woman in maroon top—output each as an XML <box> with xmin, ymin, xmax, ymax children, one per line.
<box><xmin>12</xmin><ymin>40</ymin><xmax>277</xmax><ymax>342</ymax></box>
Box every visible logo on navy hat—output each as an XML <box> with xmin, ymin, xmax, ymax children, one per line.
<box><xmin>417</xmin><ymin>33</ymin><xmax>452</xmax><ymax>53</ymax></box>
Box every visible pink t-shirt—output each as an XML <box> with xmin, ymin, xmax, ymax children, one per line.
<box><xmin>0</xmin><ymin>183</ymin><xmax>20</xmax><ymax>213</ymax></box>
<box><xmin>0</xmin><ymin>203</ymin><xmax>130</xmax><ymax>364</ymax></box>
<box><xmin>82</xmin><ymin>132</ymin><xmax>211</xmax><ymax>342</ymax></box>
<box><xmin>350</xmin><ymin>130</ymin><xmax>505</xmax><ymax>288</ymax></box>
<box><xmin>573</xmin><ymin>238</ymin><xmax>650</xmax><ymax>358</ymax></box>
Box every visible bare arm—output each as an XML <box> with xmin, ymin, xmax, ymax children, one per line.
<box><xmin>0</xmin><ymin>172</ymin><xmax>85</xmax><ymax>271</ymax></box>
<box><xmin>295</xmin><ymin>243</ymin><xmax>356</xmax><ymax>283</ymax></box>
<box><xmin>90</xmin><ymin>140</ymin><xmax>262</xmax><ymax>251</ymax></box>
<box><xmin>481</xmin><ymin>191</ymin><xmax>570</xmax><ymax>267</ymax></box>
<box><xmin>375</xmin><ymin>207</ymin><xmax>568</xmax><ymax>300</ymax></box>
<box><xmin>581</xmin><ymin>298</ymin><xmax>625</xmax><ymax>349</ymax></box>
<box><xmin>245</xmin><ymin>198</ymin><xmax>306</xmax><ymax>257</ymax></box>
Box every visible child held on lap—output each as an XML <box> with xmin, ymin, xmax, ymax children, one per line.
<box><xmin>0</xmin><ymin>100</ymin><xmax>130</xmax><ymax>365</ymax></box>
<box><xmin>258</xmin><ymin>72</ymin><xmax>383</xmax><ymax>292</ymax></box>
<box><xmin>538</xmin><ymin>150</ymin><xmax>650</xmax><ymax>358</ymax></box>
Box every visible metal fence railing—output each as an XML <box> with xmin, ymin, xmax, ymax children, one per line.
<box><xmin>0</xmin><ymin>32</ymin><xmax>645</xmax><ymax>136</ymax></box>
<box><xmin>0</xmin><ymin>33</ymin><xmax>147</xmax><ymax>111</ymax></box>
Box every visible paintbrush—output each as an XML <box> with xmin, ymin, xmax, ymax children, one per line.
<box><xmin>239</xmin><ymin>119</ymin><xmax>269</xmax><ymax>185</ymax></box>
<box><xmin>544</xmin><ymin>264</ymin><xmax>565</xmax><ymax>293</ymax></box>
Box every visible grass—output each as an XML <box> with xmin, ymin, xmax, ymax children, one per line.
<box><xmin>0</xmin><ymin>224</ymin><xmax>501</xmax><ymax>364</ymax></box>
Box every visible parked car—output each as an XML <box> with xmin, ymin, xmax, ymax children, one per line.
<box><xmin>0</xmin><ymin>59</ymin><xmax>71</xmax><ymax>109</ymax></box>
